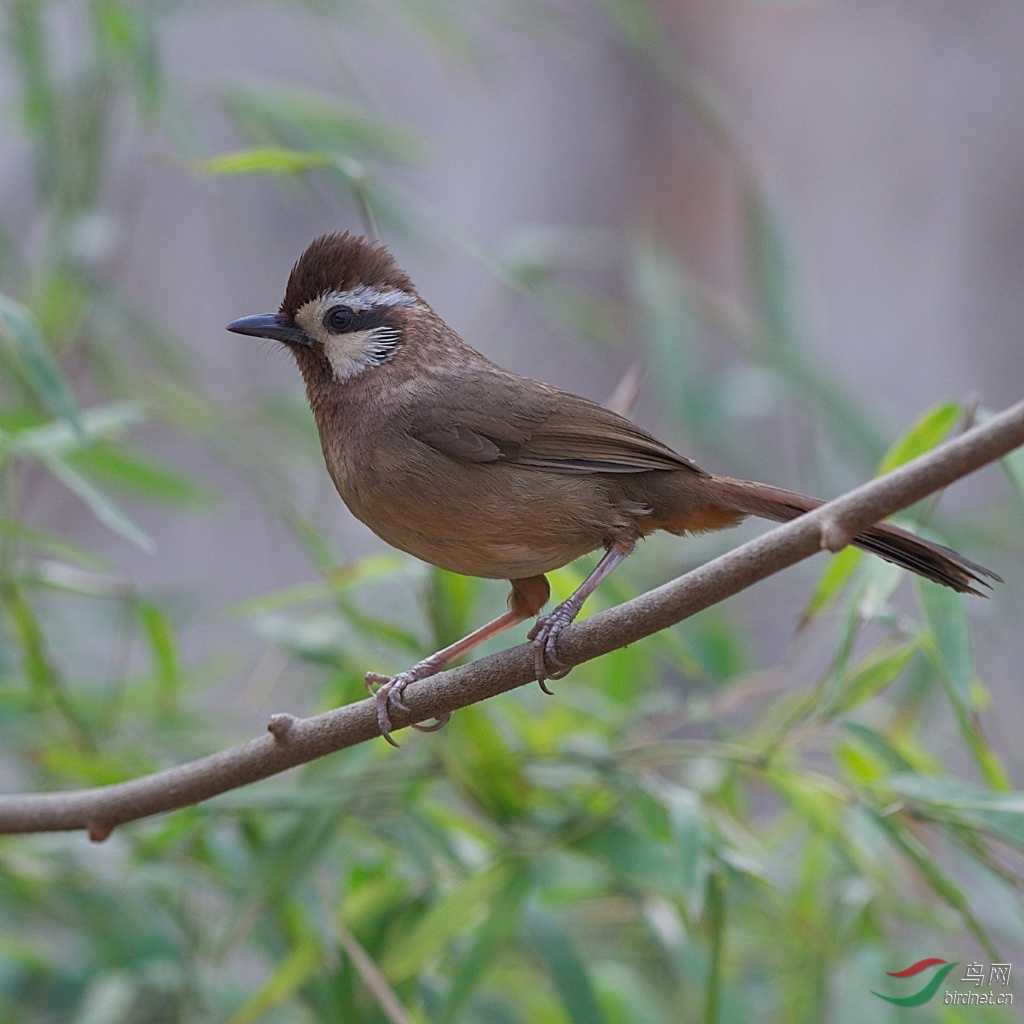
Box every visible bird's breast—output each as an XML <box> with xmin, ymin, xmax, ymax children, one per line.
<box><xmin>322</xmin><ymin>426</ymin><xmax>623</xmax><ymax>579</ymax></box>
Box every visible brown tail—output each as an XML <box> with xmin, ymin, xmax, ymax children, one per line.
<box><xmin>709</xmin><ymin>477</ymin><xmax>1000</xmax><ymax>596</ymax></box>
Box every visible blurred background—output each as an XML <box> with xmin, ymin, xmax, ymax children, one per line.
<box><xmin>0</xmin><ymin>1</ymin><xmax>1022</xmax><ymax>1021</ymax></box>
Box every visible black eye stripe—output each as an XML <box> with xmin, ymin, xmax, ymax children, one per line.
<box><xmin>323</xmin><ymin>305</ymin><xmax>393</xmax><ymax>334</ymax></box>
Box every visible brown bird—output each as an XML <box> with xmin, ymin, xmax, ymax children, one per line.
<box><xmin>228</xmin><ymin>232</ymin><xmax>997</xmax><ymax>744</ymax></box>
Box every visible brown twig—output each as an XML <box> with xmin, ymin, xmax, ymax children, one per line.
<box><xmin>1</xmin><ymin>398</ymin><xmax>1022</xmax><ymax>838</ymax></box>
<box><xmin>335</xmin><ymin>921</ymin><xmax>416</xmax><ymax>1024</ymax></box>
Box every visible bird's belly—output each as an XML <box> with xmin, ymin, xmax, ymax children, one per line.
<box><xmin>392</xmin><ymin>530</ymin><xmax>591</xmax><ymax>578</ymax></box>
<box><xmin>331</xmin><ymin>457</ymin><xmax>611</xmax><ymax>579</ymax></box>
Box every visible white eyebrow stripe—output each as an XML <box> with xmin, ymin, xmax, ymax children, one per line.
<box><xmin>323</xmin><ymin>286</ymin><xmax>416</xmax><ymax>312</ymax></box>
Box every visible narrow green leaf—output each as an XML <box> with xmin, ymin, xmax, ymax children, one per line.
<box><xmin>0</xmin><ymin>292</ymin><xmax>82</xmax><ymax>434</ymax></box>
<box><xmin>227</xmin><ymin>936</ymin><xmax>322</xmax><ymax>1024</ymax></box>
<box><xmin>3</xmin><ymin>578</ymin><xmax>57</xmax><ymax>701</ymax></box>
<box><xmin>383</xmin><ymin>864</ymin><xmax>510</xmax><ymax>981</ymax></box>
<box><xmin>193</xmin><ymin>147</ymin><xmax>334</xmax><ymax>176</ymax></box>
<box><xmin>441</xmin><ymin>708</ymin><xmax>530</xmax><ymax>823</ymax></box>
<box><xmin>876</xmin><ymin>402</ymin><xmax>960</xmax><ymax>474</ymax></box>
<box><xmin>69</xmin><ymin>442</ymin><xmax>215</xmax><ymax>508</ymax></box>
<box><xmin>840</xmin><ymin>723</ymin><xmax>918</xmax><ymax>775</ymax></box>
<box><xmin>4</xmin><ymin>402</ymin><xmax>144</xmax><ymax>457</ymax></box>
<box><xmin>7</xmin><ymin>1</ymin><xmax>58</xmax><ymax>135</ymax></box>
<box><xmin>439</xmin><ymin>865</ymin><xmax>532</xmax><ymax>1024</ymax></box>
<box><xmin>220</xmin><ymin>82</ymin><xmax>422</xmax><ymax>163</ymax></box>
<box><xmin>137</xmin><ymin>601</ymin><xmax>179</xmax><ymax>708</ymax></box>
<box><xmin>959</xmin><ymin>715</ymin><xmax>1011</xmax><ymax>792</ymax></box>
<box><xmin>0</xmin><ymin>519</ymin><xmax>109</xmax><ymax>568</ymax></box>
<box><xmin>627</xmin><ymin>243</ymin><xmax>717</xmax><ymax>452</ymax></box>
<box><xmin>800</xmin><ymin>547</ymin><xmax>863</xmax><ymax>626</ymax></box>
<box><xmin>769</xmin><ymin>770</ymin><xmax>841</xmax><ymax>840</ymax></box>
<box><xmin>703</xmin><ymin>872</ymin><xmax>726</xmax><ymax>1024</ymax></box>
<box><xmin>38</xmin><ymin>453</ymin><xmax>154</xmax><ymax>551</ymax></box>
<box><xmin>572</xmin><ymin>823</ymin><xmax>693</xmax><ymax>902</ymax></box>
<box><xmin>744</xmin><ymin>188</ymin><xmax>802</xmax><ymax>354</ymax></box>
<box><xmin>223</xmin><ymin>808</ymin><xmax>349</xmax><ymax>949</ymax></box>
<box><xmin>523</xmin><ymin>904</ymin><xmax>607</xmax><ymax>1024</ymax></box>
<box><xmin>226</xmin><ymin>553</ymin><xmax>410</xmax><ymax>618</ymax></box>
<box><xmin>881</xmin><ymin>774</ymin><xmax>1024</xmax><ymax>850</ymax></box>
<box><xmin>829</xmin><ymin>637</ymin><xmax>920</xmax><ymax>716</ymax></box>
<box><xmin>916</xmin><ymin>579</ymin><xmax>974</xmax><ymax>712</ymax></box>
<box><xmin>663</xmin><ymin>788</ymin><xmax>708</xmax><ymax>920</ymax></box>
<box><xmin>869</xmin><ymin>804</ymin><xmax>997</xmax><ymax>957</ymax></box>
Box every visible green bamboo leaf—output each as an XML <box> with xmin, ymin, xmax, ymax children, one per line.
<box><xmin>441</xmin><ymin>708</ymin><xmax>530</xmax><ymax>822</ymax></box>
<box><xmin>572</xmin><ymin>823</ymin><xmax>693</xmax><ymax>901</ymax></box>
<box><xmin>916</xmin><ymin>578</ymin><xmax>973</xmax><ymax>712</ymax></box>
<box><xmin>663</xmin><ymin>787</ymin><xmax>708</xmax><ymax>920</ymax></box>
<box><xmin>38</xmin><ymin>453</ymin><xmax>153</xmax><ymax>551</ymax></box>
<box><xmin>876</xmin><ymin>401</ymin><xmax>960</xmax><ymax>474</ymax></box>
<box><xmin>840</xmin><ymin>723</ymin><xmax>919</xmax><ymax>775</ymax></box>
<box><xmin>224</xmin><ymin>808</ymin><xmax>349</xmax><ymax>947</ymax></box>
<box><xmin>800</xmin><ymin>546</ymin><xmax>863</xmax><ymax>625</ymax></box>
<box><xmin>383</xmin><ymin>864</ymin><xmax>511</xmax><ymax>981</ymax></box>
<box><xmin>193</xmin><ymin>147</ymin><xmax>334</xmax><ymax>176</ymax></box>
<box><xmin>869</xmin><ymin>803</ymin><xmax>997</xmax><ymax>957</ymax></box>
<box><xmin>627</xmin><ymin>243</ymin><xmax>717</xmax><ymax>452</ymax></box>
<box><xmin>6</xmin><ymin>1</ymin><xmax>59</xmax><ymax>158</ymax></box>
<box><xmin>0</xmin><ymin>292</ymin><xmax>82</xmax><ymax>434</ymax></box>
<box><xmin>227</xmin><ymin>936</ymin><xmax>322</xmax><ymax>1024</ymax></box>
<box><xmin>24</xmin><ymin>561</ymin><xmax>129</xmax><ymax>598</ymax></box>
<box><xmin>523</xmin><ymin>904</ymin><xmax>608</xmax><ymax>1024</ymax></box>
<box><xmin>738</xmin><ymin>188</ymin><xmax>884</xmax><ymax>463</ymax></box>
<box><xmin>69</xmin><ymin>442</ymin><xmax>215</xmax><ymax>508</ymax></box>
<box><xmin>4</xmin><ymin>402</ymin><xmax>144</xmax><ymax>457</ymax></box>
<box><xmin>0</xmin><ymin>519</ymin><xmax>109</xmax><ymax>568</ymax></box>
<box><xmin>438</xmin><ymin>865</ymin><xmax>532</xmax><ymax>1023</ymax></box>
<box><xmin>226</xmin><ymin>553</ymin><xmax>410</xmax><ymax>619</ymax></box>
<box><xmin>959</xmin><ymin>714</ymin><xmax>1011</xmax><ymax>792</ymax></box>
<box><xmin>744</xmin><ymin>187</ymin><xmax>802</xmax><ymax>355</ymax></box>
<box><xmin>881</xmin><ymin>774</ymin><xmax>1024</xmax><ymax>850</ymax></box>
<box><xmin>829</xmin><ymin>637</ymin><xmax>920</xmax><ymax>716</ymax></box>
<box><xmin>221</xmin><ymin>83</ymin><xmax>422</xmax><ymax>163</ymax></box>
<box><xmin>137</xmin><ymin>601</ymin><xmax>179</xmax><ymax>707</ymax></box>
<box><xmin>769</xmin><ymin>770</ymin><xmax>841</xmax><ymax>840</ymax></box>
<box><xmin>4</xmin><ymin>578</ymin><xmax>57</xmax><ymax>701</ymax></box>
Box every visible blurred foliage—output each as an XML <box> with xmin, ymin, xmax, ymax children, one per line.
<box><xmin>0</xmin><ymin>1</ymin><xmax>1022</xmax><ymax>1023</ymax></box>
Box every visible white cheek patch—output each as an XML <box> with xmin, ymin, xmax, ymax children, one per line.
<box><xmin>324</xmin><ymin>327</ymin><xmax>400</xmax><ymax>382</ymax></box>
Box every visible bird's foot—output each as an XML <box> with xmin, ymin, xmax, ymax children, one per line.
<box><xmin>365</xmin><ymin>669</ymin><xmax>450</xmax><ymax>747</ymax></box>
<box><xmin>527</xmin><ymin>604</ymin><xmax>578</xmax><ymax>692</ymax></box>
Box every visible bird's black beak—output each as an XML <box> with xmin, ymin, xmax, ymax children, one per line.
<box><xmin>226</xmin><ymin>313</ymin><xmax>313</xmax><ymax>347</ymax></box>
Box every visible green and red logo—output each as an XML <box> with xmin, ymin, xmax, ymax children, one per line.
<box><xmin>871</xmin><ymin>958</ymin><xmax>958</xmax><ymax>1007</ymax></box>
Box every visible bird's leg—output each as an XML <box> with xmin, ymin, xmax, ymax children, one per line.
<box><xmin>528</xmin><ymin>538</ymin><xmax>635</xmax><ymax>688</ymax></box>
<box><xmin>366</xmin><ymin>608</ymin><xmax>527</xmax><ymax>746</ymax></box>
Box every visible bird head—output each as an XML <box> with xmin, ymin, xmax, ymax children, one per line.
<box><xmin>227</xmin><ymin>232</ymin><xmax>419</xmax><ymax>383</ymax></box>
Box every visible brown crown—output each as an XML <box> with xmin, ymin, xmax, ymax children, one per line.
<box><xmin>279</xmin><ymin>232</ymin><xmax>417</xmax><ymax>316</ymax></box>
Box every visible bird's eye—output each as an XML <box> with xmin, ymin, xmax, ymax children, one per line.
<box><xmin>325</xmin><ymin>306</ymin><xmax>355</xmax><ymax>333</ymax></box>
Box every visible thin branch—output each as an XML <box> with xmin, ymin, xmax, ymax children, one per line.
<box><xmin>335</xmin><ymin>921</ymin><xmax>416</xmax><ymax>1024</ymax></box>
<box><xmin>1</xmin><ymin>399</ymin><xmax>1022</xmax><ymax>838</ymax></box>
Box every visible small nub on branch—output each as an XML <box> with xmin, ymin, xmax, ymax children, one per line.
<box><xmin>267</xmin><ymin>712</ymin><xmax>298</xmax><ymax>742</ymax></box>
<box><xmin>819</xmin><ymin>517</ymin><xmax>854</xmax><ymax>553</ymax></box>
<box><xmin>87</xmin><ymin>820</ymin><xmax>113</xmax><ymax>843</ymax></box>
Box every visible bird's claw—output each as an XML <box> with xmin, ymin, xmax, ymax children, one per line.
<box><xmin>364</xmin><ymin>670</ymin><xmax>449</xmax><ymax>746</ymax></box>
<box><xmin>528</xmin><ymin>609</ymin><xmax>575</xmax><ymax>692</ymax></box>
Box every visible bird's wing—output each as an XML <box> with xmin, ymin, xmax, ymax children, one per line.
<box><xmin>408</xmin><ymin>372</ymin><xmax>705</xmax><ymax>476</ymax></box>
